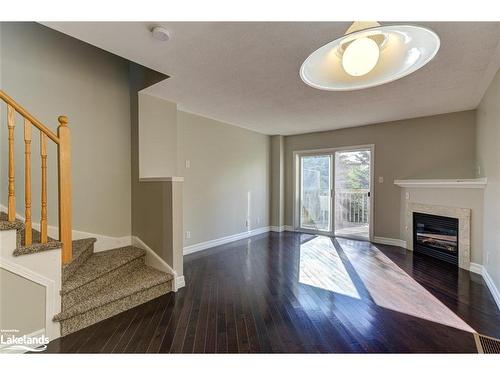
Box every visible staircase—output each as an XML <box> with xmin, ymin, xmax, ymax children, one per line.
<box><xmin>1</xmin><ymin>214</ymin><xmax>174</xmax><ymax>336</ymax></box>
<box><xmin>55</xmin><ymin>239</ymin><xmax>173</xmax><ymax>336</ymax></box>
<box><xmin>0</xmin><ymin>91</ymin><xmax>174</xmax><ymax>338</ymax></box>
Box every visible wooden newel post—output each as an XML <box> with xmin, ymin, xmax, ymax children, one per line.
<box><xmin>57</xmin><ymin>116</ymin><xmax>72</xmax><ymax>264</ymax></box>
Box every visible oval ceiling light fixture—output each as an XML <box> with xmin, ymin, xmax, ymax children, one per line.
<box><xmin>300</xmin><ymin>22</ymin><xmax>440</xmax><ymax>91</ymax></box>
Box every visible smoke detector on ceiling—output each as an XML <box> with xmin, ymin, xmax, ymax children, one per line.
<box><xmin>151</xmin><ymin>26</ymin><xmax>170</xmax><ymax>41</ymax></box>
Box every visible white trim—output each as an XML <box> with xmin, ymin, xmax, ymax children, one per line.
<box><xmin>394</xmin><ymin>178</ymin><xmax>487</xmax><ymax>189</ymax></box>
<box><xmin>71</xmin><ymin>232</ymin><xmax>131</xmax><ymax>253</ymax></box>
<box><xmin>0</xmin><ymin>258</ymin><xmax>60</xmax><ymax>341</ymax></box>
<box><xmin>0</xmin><ymin>203</ymin><xmax>132</xmax><ymax>252</ymax></box>
<box><xmin>0</xmin><ymin>328</ymin><xmax>46</xmax><ymax>353</ymax></box>
<box><xmin>139</xmin><ymin>176</ymin><xmax>184</xmax><ymax>182</ymax></box>
<box><xmin>483</xmin><ymin>267</ymin><xmax>500</xmax><ymax>311</ymax></box>
<box><xmin>469</xmin><ymin>262</ymin><xmax>483</xmax><ymax>275</ymax></box>
<box><xmin>270</xmin><ymin>226</ymin><xmax>286</xmax><ymax>232</ymax></box>
<box><xmin>131</xmin><ymin>236</ymin><xmax>185</xmax><ymax>292</ymax></box>
<box><xmin>131</xmin><ymin>236</ymin><xmax>174</xmax><ymax>274</ymax></box>
<box><xmin>174</xmin><ymin>276</ymin><xmax>185</xmax><ymax>291</ymax></box>
<box><xmin>285</xmin><ymin>225</ymin><xmax>296</xmax><ymax>232</ymax></box>
<box><xmin>183</xmin><ymin>226</ymin><xmax>270</xmax><ymax>255</ymax></box>
<box><xmin>466</xmin><ymin>263</ymin><xmax>500</xmax><ymax>311</ymax></box>
<box><xmin>372</xmin><ymin>236</ymin><xmax>407</xmax><ymax>248</ymax></box>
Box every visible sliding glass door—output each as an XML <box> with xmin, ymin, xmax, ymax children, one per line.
<box><xmin>297</xmin><ymin>147</ymin><xmax>372</xmax><ymax>240</ymax></box>
<box><xmin>299</xmin><ymin>154</ymin><xmax>332</xmax><ymax>232</ymax></box>
<box><xmin>334</xmin><ymin>150</ymin><xmax>371</xmax><ymax>240</ymax></box>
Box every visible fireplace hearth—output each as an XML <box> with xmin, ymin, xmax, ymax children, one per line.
<box><xmin>413</xmin><ymin>212</ymin><xmax>459</xmax><ymax>265</ymax></box>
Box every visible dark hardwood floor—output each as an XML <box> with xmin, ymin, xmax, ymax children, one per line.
<box><xmin>43</xmin><ymin>232</ymin><xmax>500</xmax><ymax>353</ymax></box>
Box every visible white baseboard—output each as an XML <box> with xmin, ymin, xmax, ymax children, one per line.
<box><xmin>131</xmin><ymin>236</ymin><xmax>184</xmax><ymax>291</ymax></box>
<box><xmin>174</xmin><ymin>276</ymin><xmax>185</xmax><ymax>291</ymax></box>
<box><xmin>270</xmin><ymin>226</ymin><xmax>286</xmax><ymax>232</ymax></box>
<box><xmin>469</xmin><ymin>262</ymin><xmax>483</xmax><ymax>275</ymax></box>
<box><xmin>465</xmin><ymin>263</ymin><xmax>500</xmax><ymax>311</ymax></box>
<box><xmin>71</xmin><ymin>232</ymin><xmax>131</xmax><ymax>253</ymax></box>
<box><xmin>183</xmin><ymin>226</ymin><xmax>270</xmax><ymax>255</ymax></box>
<box><xmin>0</xmin><ymin>204</ymin><xmax>131</xmax><ymax>252</ymax></box>
<box><xmin>484</xmin><ymin>268</ymin><xmax>500</xmax><ymax>311</ymax></box>
<box><xmin>372</xmin><ymin>236</ymin><xmax>407</xmax><ymax>248</ymax></box>
<box><xmin>131</xmin><ymin>236</ymin><xmax>174</xmax><ymax>274</ymax></box>
<box><xmin>480</xmin><ymin>266</ymin><xmax>500</xmax><ymax>311</ymax></box>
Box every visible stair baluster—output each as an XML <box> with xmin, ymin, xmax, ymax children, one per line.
<box><xmin>40</xmin><ymin>133</ymin><xmax>48</xmax><ymax>244</ymax></box>
<box><xmin>24</xmin><ymin>119</ymin><xmax>33</xmax><ymax>245</ymax></box>
<box><xmin>1</xmin><ymin>90</ymin><xmax>72</xmax><ymax>263</ymax></box>
<box><xmin>7</xmin><ymin>104</ymin><xmax>15</xmax><ymax>221</ymax></box>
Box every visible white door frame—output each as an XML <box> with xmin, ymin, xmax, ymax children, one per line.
<box><xmin>292</xmin><ymin>144</ymin><xmax>375</xmax><ymax>241</ymax></box>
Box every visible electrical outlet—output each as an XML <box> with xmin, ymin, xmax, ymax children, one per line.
<box><xmin>185</xmin><ymin>160</ymin><xmax>191</xmax><ymax>169</ymax></box>
<box><xmin>185</xmin><ymin>231</ymin><xmax>191</xmax><ymax>239</ymax></box>
<box><xmin>477</xmin><ymin>165</ymin><xmax>481</xmax><ymax>176</ymax></box>
<box><xmin>378</xmin><ymin>176</ymin><xmax>384</xmax><ymax>183</ymax></box>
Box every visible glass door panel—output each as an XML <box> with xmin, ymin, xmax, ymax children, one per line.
<box><xmin>334</xmin><ymin>150</ymin><xmax>371</xmax><ymax>239</ymax></box>
<box><xmin>300</xmin><ymin>155</ymin><xmax>332</xmax><ymax>232</ymax></box>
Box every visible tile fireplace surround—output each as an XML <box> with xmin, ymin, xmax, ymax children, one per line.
<box><xmin>405</xmin><ymin>202</ymin><xmax>471</xmax><ymax>270</ymax></box>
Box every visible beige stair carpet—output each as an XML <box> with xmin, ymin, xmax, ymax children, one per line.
<box><xmin>1</xmin><ymin>212</ymin><xmax>174</xmax><ymax>336</ymax></box>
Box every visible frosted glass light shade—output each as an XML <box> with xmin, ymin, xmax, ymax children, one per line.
<box><xmin>342</xmin><ymin>37</ymin><xmax>380</xmax><ymax>76</ymax></box>
<box><xmin>300</xmin><ymin>25</ymin><xmax>440</xmax><ymax>91</ymax></box>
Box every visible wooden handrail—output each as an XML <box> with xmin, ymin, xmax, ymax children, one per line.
<box><xmin>1</xmin><ymin>90</ymin><xmax>72</xmax><ymax>265</ymax></box>
<box><xmin>0</xmin><ymin>90</ymin><xmax>59</xmax><ymax>144</ymax></box>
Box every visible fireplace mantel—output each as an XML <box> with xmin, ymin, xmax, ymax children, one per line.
<box><xmin>394</xmin><ymin>178</ymin><xmax>487</xmax><ymax>189</ymax></box>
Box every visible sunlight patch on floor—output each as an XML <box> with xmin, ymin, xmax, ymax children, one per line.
<box><xmin>336</xmin><ymin>237</ymin><xmax>475</xmax><ymax>333</ymax></box>
<box><xmin>299</xmin><ymin>236</ymin><xmax>360</xmax><ymax>299</ymax></box>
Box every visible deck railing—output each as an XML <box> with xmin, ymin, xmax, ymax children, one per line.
<box><xmin>335</xmin><ymin>189</ymin><xmax>369</xmax><ymax>225</ymax></box>
<box><xmin>1</xmin><ymin>90</ymin><xmax>72</xmax><ymax>264</ymax></box>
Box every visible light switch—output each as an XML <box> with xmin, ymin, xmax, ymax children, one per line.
<box><xmin>378</xmin><ymin>176</ymin><xmax>384</xmax><ymax>183</ymax></box>
<box><xmin>405</xmin><ymin>192</ymin><xmax>410</xmax><ymax>200</ymax></box>
<box><xmin>185</xmin><ymin>160</ymin><xmax>191</xmax><ymax>169</ymax></box>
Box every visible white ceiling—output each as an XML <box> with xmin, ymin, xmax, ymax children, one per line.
<box><xmin>43</xmin><ymin>22</ymin><xmax>500</xmax><ymax>135</ymax></box>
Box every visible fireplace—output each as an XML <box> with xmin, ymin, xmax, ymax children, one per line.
<box><xmin>413</xmin><ymin>212</ymin><xmax>459</xmax><ymax>265</ymax></box>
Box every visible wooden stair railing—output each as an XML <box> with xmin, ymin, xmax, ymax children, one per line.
<box><xmin>1</xmin><ymin>90</ymin><xmax>72</xmax><ymax>264</ymax></box>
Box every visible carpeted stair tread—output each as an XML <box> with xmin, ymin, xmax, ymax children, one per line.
<box><xmin>62</xmin><ymin>238</ymin><xmax>97</xmax><ymax>282</ymax></box>
<box><xmin>13</xmin><ymin>227</ymin><xmax>61</xmax><ymax>256</ymax></box>
<box><xmin>62</xmin><ymin>246</ymin><xmax>146</xmax><ymax>293</ymax></box>
<box><xmin>13</xmin><ymin>239</ymin><xmax>62</xmax><ymax>256</ymax></box>
<box><xmin>54</xmin><ymin>265</ymin><xmax>173</xmax><ymax>321</ymax></box>
<box><xmin>0</xmin><ymin>211</ymin><xmax>24</xmax><ymax>231</ymax></box>
<box><xmin>1</xmin><ymin>211</ymin><xmax>62</xmax><ymax>255</ymax></box>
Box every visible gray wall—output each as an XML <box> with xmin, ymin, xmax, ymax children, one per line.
<box><xmin>476</xmin><ymin>68</ymin><xmax>500</xmax><ymax>292</ymax></box>
<box><xmin>138</xmin><ymin>93</ymin><xmax>177</xmax><ymax>178</ymax></box>
<box><xmin>270</xmin><ymin>135</ymin><xmax>285</xmax><ymax>228</ymax></box>
<box><xmin>129</xmin><ymin>63</ymin><xmax>179</xmax><ymax>270</ymax></box>
<box><xmin>1</xmin><ymin>22</ymin><xmax>132</xmax><ymax>237</ymax></box>
<box><xmin>178</xmin><ymin>111</ymin><xmax>270</xmax><ymax>247</ymax></box>
<box><xmin>284</xmin><ymin>111</ymin><xmax>477</xmax><ymax>239</ymax></box>
<box><xmin>0</xmin><ymin>268</ymin><xmax>45</xmax><ymax>336</ymax></box>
